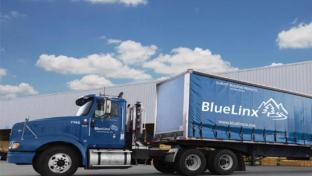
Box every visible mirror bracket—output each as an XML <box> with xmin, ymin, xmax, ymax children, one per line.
<box><xmin>103</xmin><ymin>98</ymin><xmax>112</xmax><ymax>115</ymax></box>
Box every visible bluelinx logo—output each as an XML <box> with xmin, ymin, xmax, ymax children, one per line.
<box><xmin>201</xmin><ymin>98</ymin><xmax>288</xmax><ymax>120</ymax></box>
<box><xmin>257</xmin><ymin>98</ymin><xmax>288</xmax><ymax>120</ymax></box>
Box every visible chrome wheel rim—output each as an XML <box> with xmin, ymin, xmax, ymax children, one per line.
<box><xmin>48</xmin><ymin>153</ymin><xmax>72</xmax><ymax>173</ymax></box>
<box><xmin>219</xmin><ymin>154</ymin><xmax>233</xmax><ymax>170</ymax></box>
<box><xmin>185</xmin><ymin>154</ymin><xmax>202</xmax><ymax>171</ymax></box>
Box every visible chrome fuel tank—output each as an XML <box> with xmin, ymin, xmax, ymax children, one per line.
<box><xmin>89</xmin><ymin>149</ymin><xmax>131</xmax><ymax>167</ymax></box>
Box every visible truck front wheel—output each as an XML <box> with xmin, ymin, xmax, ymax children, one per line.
<box><xmin>175</xmin><ymin>149</ymin><xmax>206</xmax><ymax>176</ymax></box>
<box><xmin>32</xmin><ymin>156</ymin><xmax>41</xmax><ymax>174</ymax></box>
<box><xmin>37</xmin><ymin>146</ymin><xmax>79</xmax><ymax>176</ymax></box>
<box><xmin>208</xmin><ymin>149</ymin><xmax>238</xmax><ymax>175</ymax></box>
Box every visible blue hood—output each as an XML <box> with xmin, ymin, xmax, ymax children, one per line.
<box><xmin>10</xmin><ymin>116</ymin><xmax>82</xmax><ymax>142</ymax></box>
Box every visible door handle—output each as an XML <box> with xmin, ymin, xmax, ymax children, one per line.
<box><xmin>90</xmin><ymin>118</ymin><xmax>95</xmax><ymax>128</ymax></box>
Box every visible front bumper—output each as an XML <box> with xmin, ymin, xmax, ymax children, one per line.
<box><xmin>7</xmin><ymin>151</ymin><xmax>35</xmax><ymax>164</ymax></box>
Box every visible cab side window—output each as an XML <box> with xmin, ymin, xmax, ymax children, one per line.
<box><xmin>110</xmin><ymin>102</ymin><xmax>119</xmax><ymax>117</ymax></box>
<box><xmin>95</xmin><ymin>100</ymin><xmax>105</xmax><ymax>118</ymax></box>
<box><xmin>95</xmin><ymin>100</ymin><xmax>119</xmax><ymax>118</ymax></box>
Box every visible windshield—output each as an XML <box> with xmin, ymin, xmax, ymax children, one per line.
<box><xmin>76</xmin><ymin>101</ymin><xmax>93</xmax><ymax>116</ymax></box>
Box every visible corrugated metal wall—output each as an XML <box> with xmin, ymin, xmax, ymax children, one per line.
<box><xmin>220</xmin><ymin>61</ymin><xmax>312</xmax><ymax>96</ymax></box>
<box><xmin>0</xmin><ymin>82</ymin><xmax>156</xmax><ymax>129</ymax></box>
<box><xmin>1</xmin><ymin>61</ymin><xmax>311</xmax><ymax>129</ymax></box>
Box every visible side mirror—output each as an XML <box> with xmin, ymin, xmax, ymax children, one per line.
<box><xmin>103</xmin><ymin>99</ymin><xmax>112</xmax><ymax>115</ymax></box>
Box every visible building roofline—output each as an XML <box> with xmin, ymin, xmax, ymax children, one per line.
<box><xmin>219</xmin><ymin>60</ymin><xmax>312</xmax><ymax>75</ymax></box>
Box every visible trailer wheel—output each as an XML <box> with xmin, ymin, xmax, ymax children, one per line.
<box><xmin>153</xmin><ymin>158</ymin><xmax>175</xmax><ymax>173</ymax></box>
<box><xmin>209</xmin><ymin>149</ymin><xmax>238</xmax><ymax>175</ymax></box>
<box><xmin>175</xmin><ymin>149</ymin><xmax>206</xmax><ymax>176</ymax></box>
<box><xmin>38</xmin><ymin>146</ymin><xmax>79</xmax><ymax>176</ymax></box>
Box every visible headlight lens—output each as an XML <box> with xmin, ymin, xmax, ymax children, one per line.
<box><xmin>9</xmin><ymin>142</ymin><xmax>20</xmax><ymax>150</ymax></box>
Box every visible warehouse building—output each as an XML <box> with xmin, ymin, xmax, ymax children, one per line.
<box><xmin>221</xmin><ymin>60</ymin><xmax>312</xmax><ymax>95</ymax></box>
<box><xmin>0</xmin><ymin>60</ymin><xmax>311</xmax><ymax>159</ymax></box>
<box><xmin>0</xmin><ymin>60</ymin><xmax>311</xmax><ymax>130</ymax></box>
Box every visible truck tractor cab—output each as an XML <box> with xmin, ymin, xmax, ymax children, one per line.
<box><xmin>8</xmin><ymin>94</ymin><xmax>153</xmax><ymax>176</ymax></box>
<box><xmin>76</xmin><ymin>94</ymin><xmax>127</xmax><ymax>149</ymax></box>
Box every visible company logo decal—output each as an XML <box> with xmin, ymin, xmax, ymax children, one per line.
<box><xmin>257</xmin><ymin>98</ymin><xmax>288</xmax><ymax>120</ymax></box>
<box><xmin>94</xmin><ymin>124</ymin><xmax>119</xmax><ymax>131</ymax></box>
<box><xmin>110</xmin><ymin>124</ymin><xmax>119</xmax><ymax>131</ymax></box>
<box><xmin>202</xmin><ymin>98</ymin><xmax>288</xmax><ymax>120</ymax></box>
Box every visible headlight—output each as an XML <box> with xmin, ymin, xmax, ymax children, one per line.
<box><xmin>9</xmin><ymin>142</ymin><xmax>20</xmax><ymax>150</ymax></box>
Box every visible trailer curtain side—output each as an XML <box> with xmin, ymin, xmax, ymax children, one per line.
<box><xmin>155</xmin><ymin>71</ymin><xmax>312</xmax><ymax>146</ymax></box>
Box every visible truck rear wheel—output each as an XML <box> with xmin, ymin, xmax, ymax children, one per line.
<box><xmin>175</xmin><ymin>149</ymin><xmax>206</xmax><ymax>176</ymax></box>
<box><xmin>153</xmin><ymin>158</ymin><xmax>175</xmax><ymax>173</ymax></box>
<box><xmin>208</xmin><ymin>149</ymin><xmax>238</xmax><ymax>175</ymax></box>
<box><xmin>38</xmin><ymin>146</ymin><xmax>79</xmax><ymax>176</ymax></box>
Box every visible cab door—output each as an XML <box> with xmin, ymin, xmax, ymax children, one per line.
<box><xmin>88</xmin><ymin>98</ymin><xmax>124</xmax><ymax>148</ymax></box>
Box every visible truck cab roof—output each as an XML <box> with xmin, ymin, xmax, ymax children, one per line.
<box><xmin>76</xmin><ymin>94</ymin><xmax>126</xmax><ymax>106</ymax></box>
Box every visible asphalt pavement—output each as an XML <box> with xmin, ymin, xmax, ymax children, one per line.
<box><xmin>1</xmin><ymin>161</ymin><xmax>312</xmax><ymax>176</ymax></box>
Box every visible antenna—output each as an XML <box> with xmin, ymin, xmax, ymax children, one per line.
<box><xmin>100</xmin><ymin>87</ymin><xmax>106</xmax><ymax>96</ymax></box>
<box><xmin>103</xmin><ymin>87</ymin><xmax>106</xmax><ymax>96</ymax></box>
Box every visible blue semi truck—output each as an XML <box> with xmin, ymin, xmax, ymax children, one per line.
<box><xmin>7</xmin><ymin>70</ymin><xmax>312</xmax><ymax>176</ymax></box>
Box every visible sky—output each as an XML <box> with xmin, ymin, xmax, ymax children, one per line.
<box><xmin>0</xmin><ymin>0</ymin><xmax>312</xmax><ymax>99</ymax></box>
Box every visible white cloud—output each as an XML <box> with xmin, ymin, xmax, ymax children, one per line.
<box><xmin>107</xmin><ymin>38</ymin><xmax>122</xmax><ymax>44</ymax></box>
<box><xmin>277</xmin><ymin>22</ymin><xmax>312</xmax><ymax>49</ymax></box>
<box><xmin>37</xmin><ymin>39</ymin><xmax>237</xmax><ymax>88</ymax></box>
<box><xmin>144</xmin><ymin>47</ymin><xmax>237</xmax><ymax>75</ymax></box>
<box><xmin>291</xmin><ymin>18</ymin><xmax>298</xmax><ymax>25</ymax></box>
<box><xmin>84</xmin><ymin>0</ymin><xmax>147</xmax><ymax>6</ymax></box>
<box><xmin>115</xmin><ymin>40</ymin><xmax>157</xmax><ymax>65</ymax></box>
<box><xmin>99</xmin><ymin>35</ymin><xmax>107</xmax><ymax>40</ymax></box>
<box><xmin>36</xmin><ymin>53</ymin><xmax>151</xmax><ymax>80</ymax></box>
<box><xmin>68</xmin><ymin>74</ymin><xmax>114</xmax><ymax>90</ymax></box>
<box><xmin>0</xmin><ymin>48</ymin><xmax>5</xmax><ymax>54</ymax></box>
<box><xmin>0</xmin><ymin>68</ymin><xmax>38</xmax><ymax>99</ymax></box>
<box><xmin>157</xmin><ymin>76</ymin><xmax>170</xmax><ymax>81</ymax></box>
<box><xmin>0</xmin><ymin>11</ymin><xmax>26</xmax><ymax>22</ymax></box>
<box><xmin>10</xmin><ymin>11</ymin><xmax>26</xmax><ymax>18</ymax></box>
<box><xmin>4</xmin><ymin>94</ymin><xmax>17</xmax><ymax>99</ymax></box>
<box><xmin>268</xmin><ymin>62</ymin><xmax>283</xmax><ymax>67</ymax></box>
<box><xmin>0</xmin><ymin>82</ymin><xmax>38</xmax><ymax>99</ymax></box>
<box><xmin>0</xmin><ymin>68</ymin><xmax>7</xmax><ymax>78</ymax></box>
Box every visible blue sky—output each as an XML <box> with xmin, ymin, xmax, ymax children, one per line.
<box><xmin>0</xmin><ymin>0</ymin><xmax>312</xmax><ymax>98</ymax></box>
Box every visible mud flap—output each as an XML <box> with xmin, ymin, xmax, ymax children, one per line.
<box><xmin>236</xmin><ymin>154</ymin><xmax>246</xmax><ymax>171</ymax></box>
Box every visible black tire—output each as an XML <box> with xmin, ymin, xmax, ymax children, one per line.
<box><xmin>0</xmin><ymin>152</ymin><xmax>7</xmax><ymax>161</ymax></box>
<box><xmin>32</xmin><ymin>155</ymin><xmax>41</xmax><ymax>175</ymax></box>
<box><xmin>37</xmin><ymin>146</ymin><xmax>80</xmax><ymax>176</ymax></box>
<box><xmin>153</xmin><ymin>158</ymin><xmax>175</xmax><ymax>174</ymax></box>
<box><xmin>209</xmin><ymin>149</ymin><xmax>238</xmax><ymax>175</ymax></box>
<box><xmin>175</xmin><ymin>149</ymin><xmax>206</xmax><ymax>176</ymax></box>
